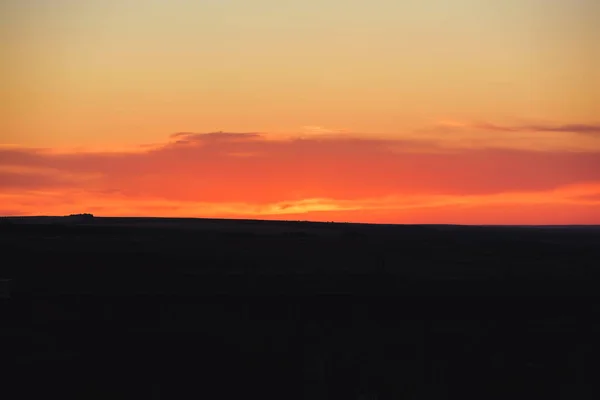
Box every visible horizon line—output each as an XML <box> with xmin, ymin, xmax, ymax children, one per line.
<box><xmin>2</xmin><ymin>215</ymin><xmax>599</xmax><ymax>228</ymax></box>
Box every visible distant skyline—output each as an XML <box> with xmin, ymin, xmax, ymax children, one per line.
<box><xmin>2</xmin><ymin>0</ymin><xmax>599</xmax><ymax>223</ymax></box>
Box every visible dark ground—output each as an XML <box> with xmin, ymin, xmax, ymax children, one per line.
<box><xmin>2</xmin><ymin>216</ymin><xmax>600</xmax><ymax>399</ymax></box>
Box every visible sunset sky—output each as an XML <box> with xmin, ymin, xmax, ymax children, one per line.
<box><xmin>2</xmin><ymin>0</ymin><xmax>599</xmax><ymax>223</ymax></box>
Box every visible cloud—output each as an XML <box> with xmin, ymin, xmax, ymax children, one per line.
<box><xmin>169</xmin><ymin>131</ymin><xmax>262</xmax><ymax>142</ymax></box>
<box><xmin>1</xmin><ymin>132</ymin><xmax>599</xmax><ymax>198</ymax></box>
<box><xmin>430</xmin><ymin>120</ymin><xmax>600</xmax><ymax>152</ymax></box>
<box><xmin>1</xmin><ymin>130</ymin><xmax>599</xmax><ymax>223</ymax></box>
<box><xmin>442</xmin><ymin>121</ymin><xmax>600</xmax><ymax>135</ymax></box>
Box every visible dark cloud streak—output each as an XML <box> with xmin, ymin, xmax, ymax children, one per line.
<box><xmin>473</xmin><ymin>122</ymin><xmax>600</xmax><ymax>135</ymax></box>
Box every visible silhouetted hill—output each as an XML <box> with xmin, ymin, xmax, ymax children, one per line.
<box><xmin>2</xmin><ymin>216</ymin><xmax>599</xmax><ymax>295</ymax></box>
<box><xmin>2</xmin><ymin>217</ymin><xmax>600</xmax><ymax>399</ymax></box>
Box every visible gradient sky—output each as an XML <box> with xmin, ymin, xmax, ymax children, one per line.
<box><xmin>2</xmin><ymin>0</ymin><xmax>599</xmax><ymax>223</ymax></box>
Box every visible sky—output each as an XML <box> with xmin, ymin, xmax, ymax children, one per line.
<box><xmin>1</xmin><ymin>0</ymin><xmax>599</xmax><ymax>224</ymax></box>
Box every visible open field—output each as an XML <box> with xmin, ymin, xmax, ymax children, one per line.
<box><xmin>2</xmin><ymin>217</ymin><xmax>600</xmax><ymax>399</ymax></box>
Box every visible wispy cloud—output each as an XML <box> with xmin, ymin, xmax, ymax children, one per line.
<box><xmin>169</xmin><ymin>132</ymin><xmax>262</xmax><ymax>142</ymax></box>
<box><xmin>439</xmin><ymin>121</ymin><xmax>600</xmax><ymax>135</ymax></box>
<box><xmin>431</xmin><ymin>120</ymin><xmax>600</xmax><ymax>152</ymax></box>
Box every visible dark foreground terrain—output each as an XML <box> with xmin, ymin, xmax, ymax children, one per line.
<box><xmin>2</xmin><ymin>216</ymin><xmax>600</xmax><ymax>399</ymax></box>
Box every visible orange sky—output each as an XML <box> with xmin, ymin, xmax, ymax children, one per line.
<box><xmin>1</xmin><ymin>1</ymin><xmax>599</xmax><ymax>224</ymax></box>
<box><xmin>2</xmin><ymin>130</ymin><xmax>599</xmax><ymax>224</ymax></box>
